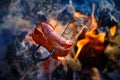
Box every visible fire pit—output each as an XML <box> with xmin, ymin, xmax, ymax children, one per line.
<box><xmin>0</xmin><ymin>0</ymin><xmax>120</xmax><ymax>80</ymax></box>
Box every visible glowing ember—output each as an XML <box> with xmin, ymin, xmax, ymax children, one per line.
<box><xmin>110</xmin><ymin>25</ymin><xmax>116</xmax><ymax>36</ymax></box>
<box><xmin>69</xmin><ymin>22</ymin><xmax>76</xmax><ymax>29</ymax></box>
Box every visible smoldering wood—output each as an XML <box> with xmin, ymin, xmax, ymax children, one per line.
<box><xmin>104</xmin><ymin>30</ymin><xmax>120</xmax><ymax>71</ymax></box>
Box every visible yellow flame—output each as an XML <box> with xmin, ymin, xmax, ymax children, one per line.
<box><xmin>110</xmin><ymin>25</ymin><xmax>116</xmax><ymax>36</ymax></box>
<box><xmin>74</xmin><ymin>39</ymin><xmax>89</xmax><ymax>60</ymax></box>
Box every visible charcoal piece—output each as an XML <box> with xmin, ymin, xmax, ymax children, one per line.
<box><xmin>72</xmin><ymin>0</ymin><xmax>84</xmax><ymax>5</ymax></box>
<box><xmin>52</xmin><ymin>64</ymin><xmax>73</xmax><ymax>80</ymax></box>
<box><xmin>0</xmin><ymin>0</ymin><xmax>11</xmax><ymax>8</ymax></box>
<box><xmin>20</xmin><ymin>0</ymin><xmax>30</xmax><ymax>16</ymax></box>
<box><xmin>99</xmin><ymin>9</ymin><xmax>117</xmax><ymax>27</ymax></box>
<box><xmin>113</xmin><ymin>0</ymin><xmax>120</xmax><ymax>10</ymax></box>
<box><xmin>77</xmin><ymin>43</ymin><xmax>107</xmax><ymax>70</ymax></box>
<box><xmin>37</xmin><ymin>14</ymin><xmax>47</xmax><ymax>22</ymax></box>
<box><xmin>17</xmin><ymin>31</ymin><xmax>28</xmax><ymax>42</ymax></box>
<box><xmin>29</xmin><ymin>14</ymin><xmax>47</xmax><ymax>25</ymax></box>
<box><xmin>57</xmin><ymin>9</ymin><xmax>73</xmax><ymax>24</ymax></box>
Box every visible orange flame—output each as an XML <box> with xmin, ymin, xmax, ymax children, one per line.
<box><xmin>69</xmin><ymin>22</ymin><xmax>76</xmax><ymax>29</ymax></box>
<box><xmin>49</xmin><ymin>18</ymin><xmax>65</xmax><ymax>35</ymax></box>
<box><xmin>73</xmin><ymin>12</ymin><xmax>88</xmax><ymax>19</ymax></box>
<box><xmin>74</xmin><ymin>5</ymin><xmax>106</xmax><ymax>60</ymax></box>
<box><xmin>49</xmin><ymin>18</ymin><xmax>58</xmax><ymax>28</ymax></box>
<box><xmin>110</xmin><ymin>25</ymin><xmax>116</xmax><ymax>36</ymax></box>
<box><xmin>74</xmin><ymin>39</ymin><xmax>89</xmax><ymax>60</ymax></box>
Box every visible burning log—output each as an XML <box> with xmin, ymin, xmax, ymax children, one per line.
<box><xmin>104</xmin><ymin>25</ymin><xmax>120</xmax><ymax>71</ymax></box>
<box><xmin>70</xmin><ymin>5</ymin><xmax>107</xmax><ymax>69</ymax></box>
<box><xmin>65</xmin><ymin>5</ymin><xmax>120</xmax><ymax>73</ymax></box>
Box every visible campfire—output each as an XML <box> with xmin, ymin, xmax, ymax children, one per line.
<box><xmin>1</xmin><ymin>0</ymin><xmax>120</xmax><ymax>80</ymax></box>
